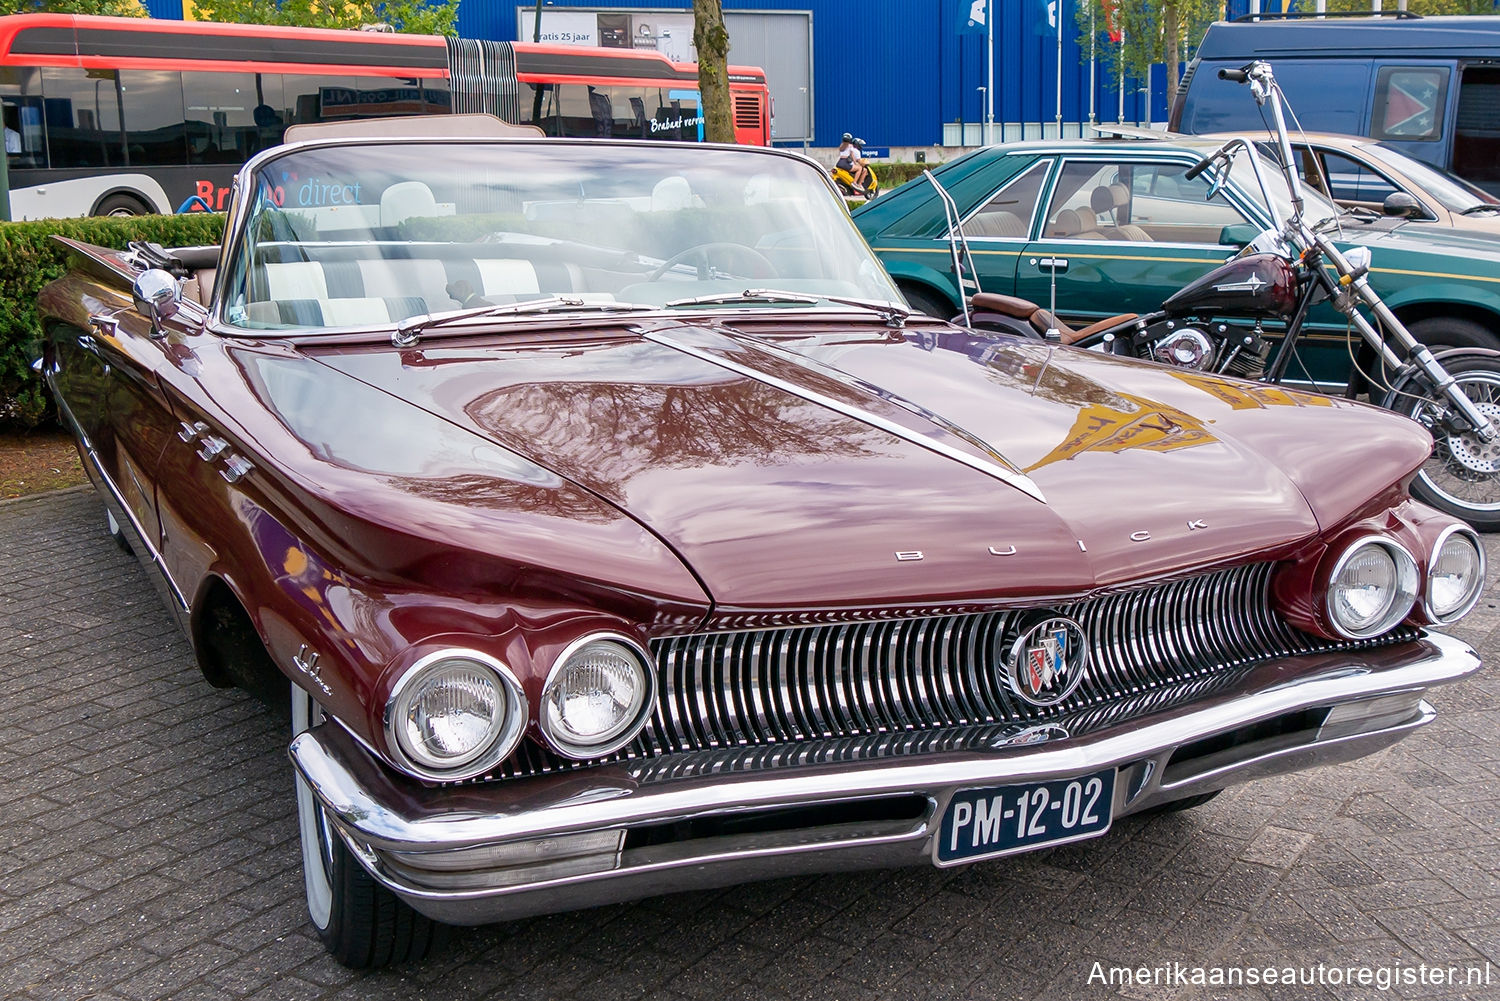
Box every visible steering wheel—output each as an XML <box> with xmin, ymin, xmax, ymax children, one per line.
<box><xmin>646</xmin><ymin>242</ymin><xmax>777</xmax><ymax>282</ymax></box>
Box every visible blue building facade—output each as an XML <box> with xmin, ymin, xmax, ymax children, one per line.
<box><xmin>145</xmin><ymin>0</ymin><xmax>1280</xmax><ymax>148</ymax></box>
<box><xmin>457</xmin><ymin>1</ymin><xmax>1282</xmax><ymax>148</ymax></box>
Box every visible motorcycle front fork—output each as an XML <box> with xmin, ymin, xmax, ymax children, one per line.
<box><xmin>1342</xmin><ymin>276</ymin><xmax>1497</xmax><ymax>441</ymax></box>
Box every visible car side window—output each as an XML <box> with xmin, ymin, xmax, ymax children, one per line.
<box><xmin>1039</xmin><ymin>159</ymin><xmax>1250</xmax><ymax>245</ymax></box>
<box><xmin>966</xmin><ymin>161</ymin><xmax>1050</xmax><ymax>238</ymax></box>
<box><xmin>1309</xmin><ymin>149</ymin><xmax>1399</xmax><ymax>205</ymax></box>
<box><xmin>1373</xmin><ymin>66</ymin><xmax>1448</xmax><ymax>142</ymax></box>
<box><xmin>1125</xmin><ymin>162</ymin><xmax>1248</xmax><ymax>244</ymax></box>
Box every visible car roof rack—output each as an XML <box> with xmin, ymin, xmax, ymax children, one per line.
<box><xmin>1090</xmin><ymin>124</ymin><xmax>1179</xmax><ymax>140</ymax></box>
<box><xmin>1231</xmin><ymin>9</ymin><xmax>1421</xmax><ymax>21</ymax></box>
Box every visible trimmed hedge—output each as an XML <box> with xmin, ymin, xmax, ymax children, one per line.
<box><xmin>870</xmin><ymin>161</ymin><xmax>944</xmax><ymax>189</ymax></box>
<box><xmin>0</xmin><ymin>214</ymin><xmax>224</xmax><ymax>429</ymax></box>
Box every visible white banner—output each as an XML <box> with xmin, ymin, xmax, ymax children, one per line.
<box><xmin>524</xmin><ymin>11</ymin><xmax>599</xmax><ymax>47</ymax></box>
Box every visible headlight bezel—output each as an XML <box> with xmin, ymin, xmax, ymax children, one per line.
<box><xmin>1324</xmin><ymin>535</ymin><xmax>1419</xmax><ymax>640</ymax></box>
<box><xmin>1424</xmin><ymin>524</ymin><xmax>1486</xmax><ymax>624</ymax></box>
<box><xmin>383</xmin><ymin>648</ymin><xmax>528</xmax><ymax>781</ymax></box>
<box><xmin>538</xmin><ymin>632</ymin><xmax>657</xmax><ymax>761</ymax></box>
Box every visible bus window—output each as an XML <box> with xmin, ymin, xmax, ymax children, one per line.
<box><xmin>185</xmin><ymin>71</ymin><xmax>284</xmax><ymax>164</ymax></box>
<box><xmin>283</xmin><ymin>75</ymin><xmax>356</xmax><ymax>126</ymax></box>
<box><xmin>0</xmin><ymin>67</ymin><xmax>44</xmax><ymax>170</ymax></box>
<box><xmin>517</xmin><ymin>83</ymin><xmax>560</xmax><ymax>136</ymax></box>
<box><xmin>651</xmin><ymin>90</ymin><xmax>703</xmax><ymax>141</ymax></box>
<box><xmin>553</xmin><ymin>85</ymin><xmax>595</xmax><ymax>137</ymax></box>
<box><xmin>347</xmin><ymin>77</ymin><xmax>450</xmax><ymax>117</ymax></box>
<box><xmin>42</xmin><ymin>67</ymin><xmax>126</xmax><ymax>169</ymax></box>
<box><xmin>118</xmin><ymin>71</ymin><xmax>186</xmax><ymax>166</ymax></box>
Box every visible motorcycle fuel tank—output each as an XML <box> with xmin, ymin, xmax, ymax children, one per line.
<box><xmin>1162</xmin><ymin>251</ymin><xmax>1298</xmax><ymax>319</ymax></box>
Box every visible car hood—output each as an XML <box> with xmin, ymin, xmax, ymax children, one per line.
<box><xmin>305</xmin><ymin>319</ymin><xmax>1431</xmax><ymax>613</ymax></box>
<box><xmin>1349</xmin><ymin>220</ymin><xmax>1500</xmax><ymax>261</ymax></box>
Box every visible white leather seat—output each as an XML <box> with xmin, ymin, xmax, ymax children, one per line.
<box><xmin>380</xmin><ymin>181</ymin><xmax>439</xmax><ymax>228</ymax></box>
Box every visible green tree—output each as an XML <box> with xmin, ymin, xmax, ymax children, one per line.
<box><xmin>693</xmin><ymin>0</ymin><xmax>735</xmax><ymax>143</ymax></box>
<box><xmin>1074</xmin><ymin>0</ymin><xmax>1224</xmax><ymax>107</ymax></box>
<box><xmin>1301</xmin><ymin>0</ymin><xmax>1500</xmax><ymax>12</ymax></box>
<box><xmin>1</xmin><ymin>0</ymin><xmax>145</xmax><ymax>15</ymax></box>
<box><xmin>193</xmin><ymin>0</ymin><xmax>458</xmax><ymax>35</ymax></box>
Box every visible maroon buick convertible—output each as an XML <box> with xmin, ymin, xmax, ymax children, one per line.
<box><xmin>39</xmin><ymin>123</ymin><xmax>1485</xmax><ymax>968</ymax></box>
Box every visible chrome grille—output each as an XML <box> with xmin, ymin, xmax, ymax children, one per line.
<box><xmin>491</xmin><ymin>563</ymin><xmax>1417</xmax><ymax>781</ymax></box>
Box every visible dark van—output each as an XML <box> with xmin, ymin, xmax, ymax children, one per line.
<box><xmin>1171</xmin><ymin>15</ymin><xmax>1500</xmax><ymax>192</ymax></box>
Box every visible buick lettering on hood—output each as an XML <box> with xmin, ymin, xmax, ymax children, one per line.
<box><xmin>38</xmin><ymin>116</ymin><xmax>1483</xmax><ymax>968</ymax></box>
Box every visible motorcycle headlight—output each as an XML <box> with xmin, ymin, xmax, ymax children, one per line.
<box><xmin>1425</xmin><ymin>526</ymin><xmax>1486</xmax><ymax>624</ymax></box>
<box><xmin>1325</xmin><ymin>537</ymin><xmax>1418</xmax><ymax>639</ymax></box>
<box><xmin>385</xmin><ymin>650</ymin><xmax>527</xmax><ymax>779</ymax></box>
<box><xmin>540</xmin><ymin>634</ymin><xmax>655</xmax><ymax>759</ymax></box>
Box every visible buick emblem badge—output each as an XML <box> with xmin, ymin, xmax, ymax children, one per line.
<box><xmin>1004</xmin><ymin>616</ymin><xmax>1089</xmax><ymax>707</ymax></box>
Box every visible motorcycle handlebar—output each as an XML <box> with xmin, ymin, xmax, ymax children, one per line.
<box><xmin>1218</xmin><ymin>67</ymin><xmax>1249</xmax><ymax>83</ymax></box>
<box><xmin>1184</xmin><ymin>157</ymin><xmax>1214</xmax><ymax>181</ymax></box>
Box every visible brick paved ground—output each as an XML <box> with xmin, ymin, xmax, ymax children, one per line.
<box><xmin>2</xmin><ymin>488</ymin><xmax>1497</xmax><ymax>1001</ymax></box>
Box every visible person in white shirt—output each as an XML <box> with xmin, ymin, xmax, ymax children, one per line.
<box><xmin>849</xmin><ymin>138</ymin><xmax>872</xmax><ymax>193</ymax></box>
<box><xmin>835</xmin><ymin>132</ymin><xmax>857</xmax><ymax>175</ymax></box>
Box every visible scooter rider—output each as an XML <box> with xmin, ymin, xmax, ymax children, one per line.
<box><xmin>851</xmin><ymin>138</ymin><xmax>873</xmax><ymax>193</ymax></box>
<box><xmin>835</xmin><ymin>133</ymin><xmax>858</xmax><ymax>178</ymax></box>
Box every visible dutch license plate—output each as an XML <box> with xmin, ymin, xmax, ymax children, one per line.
<box><xmin>935</xmin><ymin>769</ymin><xmax>1116</xmax><ymax>866</ymax></box>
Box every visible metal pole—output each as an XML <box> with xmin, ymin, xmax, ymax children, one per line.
<box><xmin>1055</xmin><ymin>0</ymin><xmax>1063</xmax><ymax>138</ymax></box>
<box><xmin>1118</xmin><ymin>28</ymin><xmax>1125</xmax><ymax>122</ymax></box>
<box><xmin>985</xmin><ymin>0</ymin><xmax>994</xmax><ymax>145</ymax></box>
<box><xmin>1088</xmin><ymin>4</ymin><xmax>1096</xmax><ymax>124</ymax></box>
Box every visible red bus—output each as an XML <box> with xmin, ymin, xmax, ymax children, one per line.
<box><xmin>0</xmin><ymin>14</ymin><xmax>771</xmax><ymax>219</ymax></box>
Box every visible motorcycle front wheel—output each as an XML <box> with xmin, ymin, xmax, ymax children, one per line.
<box><xmin>1390</xmin><ymin>354</ymin><xmax>1500</xmax><ymax>531</ymax></box>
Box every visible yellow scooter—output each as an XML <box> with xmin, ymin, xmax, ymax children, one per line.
<box><xmin>831</xmin><ymin>139</ymin><xmax>879</xmax><ymax>200</ymax></box>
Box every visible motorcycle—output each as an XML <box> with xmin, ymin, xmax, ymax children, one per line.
<box><xmin>930</xmin><ymin>61</ymin><xmax>1500</xmax><ymax>530</ymax></box>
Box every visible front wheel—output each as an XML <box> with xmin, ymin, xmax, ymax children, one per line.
<box><xmin>292</xmin><ymin>683</ymin><xmax>446</xmax><ymax>968</ymax></box>
<box><xmin>1390</xmin><ymin>354</ymin><xmax>1500</xmax><ymax>531</ymax></box>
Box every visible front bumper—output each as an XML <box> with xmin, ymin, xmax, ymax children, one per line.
<box><xmin>289</xmin><ymin>631</ymin><xmax>1478</xmax><ymax>926</ymax></box>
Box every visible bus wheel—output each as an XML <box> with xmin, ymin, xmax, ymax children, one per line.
<box><xmin>93</xmin><ymin>193</ymin><xmax>152</xmax><ymax>218</ymax></box>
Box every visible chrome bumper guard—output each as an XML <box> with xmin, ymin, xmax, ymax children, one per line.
<box><xmin>288</xmin><ymin>631</ymin><xmax>1479</xmax><ymax>925</ymax></box>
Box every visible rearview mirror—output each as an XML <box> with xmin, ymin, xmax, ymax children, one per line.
<box><xmin>132</xmin><ymin>268</ymin><xmax>180</xmax><ymax>338</ymax></box>
<box><xmin>1219</xmin><ymin>223</ymin><xmax>1261</xmax><ymax>248</ymax></box>
<box><xmin>1382</xmin><ymin>191</ymin><xmax>1424</xmax><ymax>219</ymax></box>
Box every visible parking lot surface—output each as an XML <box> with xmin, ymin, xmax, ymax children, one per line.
<box><xmin>2</xmin><ymin>487</ymin><xmax>1498</xmax><ymax>1001</ymax></box>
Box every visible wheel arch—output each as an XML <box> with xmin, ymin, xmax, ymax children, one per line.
<box><xmin>890</xmin><ymin>268</ymin><xmax>960</xmax><ymax>316</ymax></box>
<box><xmin>89</xmin><ymin>184</ymin><xmax>162</xmax><ymax>217</ymax></box>
<box><xmin>189</xmin><ymin>573</ymin><xmax>288</xmax><ymax>709</ymax></box>
<box><xmin>1389</xmin><ymin>299</ymin><xmax>1500</xmax><ymax>346</ymax></box>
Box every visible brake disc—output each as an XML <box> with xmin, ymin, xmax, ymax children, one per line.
<box><xmin>1445</xmin><ymin>399</ymin><xmax>1500</xmax><ymax>475</ymax></box>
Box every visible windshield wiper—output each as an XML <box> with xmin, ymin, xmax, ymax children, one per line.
<box><xmin>664</xmin><ymin>288</ymin><xmax>912</xmax><ymax>328</ymax></box>
<box><xmin>1460</xmin><ymin>204</ymin><xmax>1500</xmax><ymax>215</ymax></box>
<box><xmin>392</xmin><ymin>296</ymin><xmax>653</xmax><ymax>346</ymax></box>
<box><xmin>664</xmin><ymin>289</ymin><xmax>821</xmax><ymax>308</ymax></box>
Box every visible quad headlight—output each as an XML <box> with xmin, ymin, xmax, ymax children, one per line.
<box><xmin>385</xmin><ymin>650</ymin><xmax>527</xmax><ymax>779</ymax></box>
<box><xmin>540</xmin><ymin>634</ymin><xmax>656</xmax><ymax>759</ymax></box>
<box><xmin>1325</xmin><ymin>537</ymin><xmax>1419</xmax><ymax>639</ymax></box>
<box><xmin>1425</xmin><ymin>526</ymin><xmax>1486</xmax><ymax>624</ymax></box>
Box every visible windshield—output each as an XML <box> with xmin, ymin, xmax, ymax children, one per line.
<box><xmin>220</xmin><ymin>141</ymin><xmax>900</xmax><ymax>331</ymax></box>
<box><xmin>1358</xmin><ymin>143</ymin><xmax>1500</xmax><ymax>213</ymax></box>
<box><xmin>1224</xmin><ymin>147</ymin><xmax>1341</xmax><ymax>233</ymax></box>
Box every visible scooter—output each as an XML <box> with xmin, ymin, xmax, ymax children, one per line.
<box><xmin>832</xmin><ymin>161</ymin><xmax>879</xmax><ymax>201</ymax></box>
<box><xmin>928</xmin><ymin>62</ymin><xmax>1500</xmax><ymax>530</ymax></box>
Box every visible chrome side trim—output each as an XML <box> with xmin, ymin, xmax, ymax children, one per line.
<box><xmin>289</xmin><ymin>631</ymin><xmax>1478</xmax><ymax>924</ymax></box>
<box><xmin>640</xmin><ymin>327</ymin><xmax>1046</xmax><ymax>503</ymax></box>
<box><xmin>48</xmin><ymin>376</ymin><xmax>188</xmax><ymax>613</ymax></box>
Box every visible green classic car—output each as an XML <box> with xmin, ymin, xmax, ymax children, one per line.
<box><xmin>857</xmin><ymin>136</ymin><xmax>1500</xmax><ymax>387</ymax></box>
